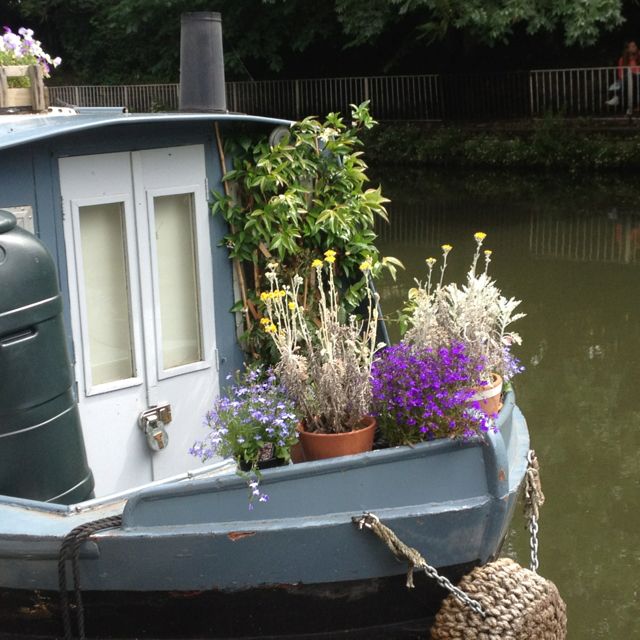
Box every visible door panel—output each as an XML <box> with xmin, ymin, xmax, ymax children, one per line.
<box><xmin>60</xmin><ymin>145</ymin><xmax>218</xmax><ymax>496</ymax></box>
<box><xmin>134</xmin><ymin>146</ymin><xmax>217</xmax><ymax>482</ymax></box>
<box><xmin>60</xmin><ymin>154</ymin><xmax>149</xmax><ymax>495</ymax></box>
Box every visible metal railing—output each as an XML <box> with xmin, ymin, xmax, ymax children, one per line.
<box><xmin>51</xmin><ymin>83</ymin><xmax>180</xmax><ymax>112</ymax></box>
<box><xmin>529</xmin><ymin>67</ymin><xmax>635</xmax><ymax>117</ymax></box>
<box><xmin>48</xmin><ymin>67</ymin><xmax>637</xmax><ymax>120</ymax></box>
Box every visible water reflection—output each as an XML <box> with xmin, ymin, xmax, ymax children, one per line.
<box><xmin>530</xmin><ymin>211</ymin><xmax>640</xmax><ymax>265</ymax></box>
<box><xmin>373</xmin><ymin>168</ymin><xmax>640</xmax><ymax>640</ymax></box>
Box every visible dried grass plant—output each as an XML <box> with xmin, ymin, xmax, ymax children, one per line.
<box><xmin>404</xmin><ymin>233</ymin><xmax>525</xmax><ymax>382</ymax></box>
<box><xmin>262</xmin><ymin>253</ymin><xmax>382</xmax><ymax>433</ymax></box>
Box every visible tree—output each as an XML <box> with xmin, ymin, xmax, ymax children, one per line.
<box><xmin>7</xmin><ymin>0</ymin><xmax>339</xmax><ymax>83</ymax></box>
<box><xmin>334</xmin><ymin>0</ymin><xmax>625</xmax><ymax>47</ymax></box>
<box><xmin>7</xmin><ymin>0</ymin><xmax>628</xmax><ymax>83</ymax></box>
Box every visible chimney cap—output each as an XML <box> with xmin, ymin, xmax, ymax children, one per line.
<box><xmin>181</xmin><ymin>12</ymin><xmax>221</xmax><ymax>22</ymax></box>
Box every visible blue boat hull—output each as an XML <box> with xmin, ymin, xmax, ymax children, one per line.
<box><xmin>0</xmin><ymin>392</ymin><xmax>529</xmax><ymax>637</ymax></box>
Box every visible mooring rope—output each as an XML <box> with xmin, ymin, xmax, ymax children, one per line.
<box><xmin>354</xmin><ymin>450</ymin><xmax>567</xmax><ymax>639</ymax></box>
<box><xmin>58</xmin><ymin>515</ymin><xmax>123</xmax><ymax>640</ymax></box>
<box><xmin>352</xmin><ymin>512</ymin><xmax>487</xmax><ymax>618</ymax></box>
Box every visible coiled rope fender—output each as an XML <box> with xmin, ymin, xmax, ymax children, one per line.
<box><xmin>431</xmin><ymin>557</ymin><xmax>566</xmax><ymax>640</ymax></box>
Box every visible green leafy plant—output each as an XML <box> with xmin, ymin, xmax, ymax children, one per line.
<box><xmin>213</xmin><ymin>102</ymin><xmax>400</xmax><ymax>359</ymax></box>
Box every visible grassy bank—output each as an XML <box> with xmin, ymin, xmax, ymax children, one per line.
<box><xmin>363</xmin><ymin>118</ymin><xmax>640</xmax><ymax>173</ymax></box>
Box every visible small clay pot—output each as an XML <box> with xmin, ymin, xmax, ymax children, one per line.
<box><xmin>297</xmin><ymin>416</ymin><xmax>377</xmax><ymax>461</ymax></box>
<box><xmin>469</xmin><ymin>373</ymin><xmax>503</xmax><ymax>416</ymax></box>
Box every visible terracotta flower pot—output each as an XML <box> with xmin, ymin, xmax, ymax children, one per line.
<box><xmin>297</xmin><ymin>416</ymin><xmax>377</xmax><ymax>461</ymax></box>
<box><xmin>289</xmin><ymin>435</ymin><xmax>306</xmax><ymax>464</ymax></box>
<box><xmin>469</xmin><ymin>373</ymin><xmax>503</xmax><ymax>416</ymax></box>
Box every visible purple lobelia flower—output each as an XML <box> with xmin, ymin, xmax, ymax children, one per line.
<box><xmin>371</xmin><ymin>341</ymin><xmax>495</xmax><ymax>446</ymax></box>
<box><xmin>190</xmin><ymin>366</ymin><xmax>300</xmax><ymax>508</ymax></box>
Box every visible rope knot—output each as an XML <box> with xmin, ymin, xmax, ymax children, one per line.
<box><xmin>524</xmin><ymin>449</ymin><xmax>545</xmax><ymax>522</ymax></box>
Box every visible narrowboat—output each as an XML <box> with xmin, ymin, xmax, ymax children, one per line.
<box><xmin>0</xmin><ymin>12</ymin><xmax>531</xmax><ymax>639</ymax></box>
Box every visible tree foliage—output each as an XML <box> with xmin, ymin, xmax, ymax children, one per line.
<box><xmin>6</xmin><ymin>0</ymin><xmax>628</xmax><ymax>83</ymax></box>
<box><xmin>336</xmin><ymin>0</ymin><xmax>625</xmax><ymax>47</ymax></box>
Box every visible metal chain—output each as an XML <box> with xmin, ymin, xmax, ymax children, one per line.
<box><xmin>420</xmin><ymin>560</ymin><xmax>487</xmax><ymax>617</ymax></box>
<box><xmin>354</xmin><ymin>451</ymin><xmax>546</xmax><ymax>617</ymax></box>
<box><xmin>528</xmin><ymin>512</ymin><xmax>540</xmax><ymax>573</ymax></box>
<box><xmin>524</xmin><ymin>449</ymin><xmax>545</xmax><ymax>574</ymax></box>
<box><xmin>353</xmin><ymin>513</ymin><xmax>487</xmax><ymax>618</ymax></box>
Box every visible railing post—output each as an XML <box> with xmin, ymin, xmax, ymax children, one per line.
<box><xmin>74</xmin><ymin>86</ymin><xmax>80</xmax><ymax>106</ymax></box>
<box><xmin>528</xmin><ymin>71</ymin><xmax>534</xmax><ymax>117</ymax></box>
<box><xmin>294</xmin><ymin>79</ymin><xmax>300</xmax><ymax>119</ymax></box>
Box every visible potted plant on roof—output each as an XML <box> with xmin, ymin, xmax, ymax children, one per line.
<box><xmin>0</xmin><ymin>27</ymin><xmax>61</xmax><ymax>111</ymax></box>
<box><xmin>261</xmin><ymin>253</ymin><xmax>383</xmax><ymax>461</ymax></box>
<box><xmin>402</xmin><ymin>232</ymin><xmax>525</xmax><ymax>417</ymax></box>
<box><xmin>190</xmin><ymin>366</ymin><xmax>300</xmax><ymax>509</ymax></box>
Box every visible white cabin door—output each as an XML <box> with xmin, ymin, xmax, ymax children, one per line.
<box><xmin>60</xmin><ymin>145</ymin><xmax>218</xmax><ymax>496</ymax></box>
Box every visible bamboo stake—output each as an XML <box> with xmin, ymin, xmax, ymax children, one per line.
<box><xmin>214</xmin><ymin>122</ymin><xmax>257</xmax><ymax>329</ymax></box>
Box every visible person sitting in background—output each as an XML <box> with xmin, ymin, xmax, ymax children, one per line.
<box><xmin>615</xmin><ymin>41</ymin><xmax>640</xmax><ymax>113</ymax></box>
<box><xmin>618</xmin><ymin>40</ymin><xmax>640</xmax><ymax>78</ymax></box>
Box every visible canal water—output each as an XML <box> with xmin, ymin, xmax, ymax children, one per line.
<box><xmin>373</xmin><ymin>167</ymin><xmax>640</xmax><ymax>640</ymax></box>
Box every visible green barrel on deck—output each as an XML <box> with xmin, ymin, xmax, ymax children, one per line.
<box><xmin>0</xmin><ymin>209</ymin><xmax>93</xmax><ymax>504</ymax></box>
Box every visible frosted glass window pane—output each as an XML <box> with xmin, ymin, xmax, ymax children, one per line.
<box><xmin>79</xmin><ymin>203</ymin><xmax>135</xmax><ymax>385</ymax></box>
<box><xmin>154</xmin><ymin>194</ymin><xmax>202</xmax><ymax>368</ymax></box>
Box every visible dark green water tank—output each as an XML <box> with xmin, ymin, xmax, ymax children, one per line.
<box><xmin>0</xmin><ymin>209</ymin><xmax>94</xmax><ymax>504</ymax></box>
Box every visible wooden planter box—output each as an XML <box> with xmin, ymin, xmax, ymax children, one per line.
<box><xmin>0</xmin><ymin>64</ymin><xmax>47</xmax><ymax>112</ymax></box>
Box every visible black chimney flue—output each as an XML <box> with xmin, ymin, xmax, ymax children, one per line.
<box><xmin>179</xmin><ymin>12</ymin><xmax>227</xmax><ymax>113</ymax></box>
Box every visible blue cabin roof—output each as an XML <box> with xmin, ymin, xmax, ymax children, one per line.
<box><xmin>0</xmin><ymin>108</ymin><xmax>290</xmax><ymax>151</ymax></box>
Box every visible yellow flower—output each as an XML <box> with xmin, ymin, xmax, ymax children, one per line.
<box><xmin>359</xmin><ymin>260</ymin><xmax>372</xmax><ymax>272</ymax></box>
<box><xmin>324</xmin><ymin>255</ymin><xmax>336</xmax><ymax>264</ymax></box>
<box><xmin>265</xmin><ymin>324</ymin><xmax>277</xmax><ymax>334</ymax></box>
<box><xmin>484</xmin><ymin>249</ymin><xmax>493</xmax><ymax>257</ymax></box>
<box><xmin>288</xmin><ymin>301</ymin><xmax>297</xmax><ymax>310</ymax></box>
<box><xmin>425</xmin><ymin>257</ymin><xmax>436</xmax><ymax>268</ymax></box>
<box><xmin>324</xmin><ymin>249</ymin><xmax>337</xmax><ymax>258</ymax></box>
<box><xmin>278</xmin><ymin>290</ymin><xmax>286</xmax><ymax>298</ymax></box>
<box><xmin>408</xmin><ymin>287</ymin><xmax>419</xmax><ymax>300</ymax></box>
<box><xmin>260</xmin><ymin>291</ymin><xmax>269</xmax><ymax>302</ymax></box>
<box><xmin>260</xmin><ymin>317</ymin><xmax>271</xmax><ymax>325</ymax></box>
<box><xmin>311</xmin><ymin>258</ymin><xmax>323</xmax><ymax>269</ymax></box>
<box><xmin>474</xmin><ymin>232</ymin><xmax>487</xmax><ymax>242</ymax></box>
<box><xmin>441</xmin><ymin>244</ymin><xmax>453</xmax><ymax>255</ymax></box>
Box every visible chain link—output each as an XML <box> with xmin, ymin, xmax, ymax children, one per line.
<box><xmin>421</xmin><ymin>561</ymin><xmax>487</xmax><ymax>617</ymax></box>
<box><xmin>528</xmin><ymin>515</ymin><xmax>540</xmax><ymax>573</ymax></box>
<box><xmin>353</xmin><ymin>450</ymin><xmax>544</xmax><ymax>619</ymax></box>
<box><xmin>353</xmin><ymin>513</ymin><xmax>488</xmax><ymax>618</ymax></box>
<box><xmin>524</xmin><ymin>449</ymin><xmax>544</xmax><ymax>574</ymax></box>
